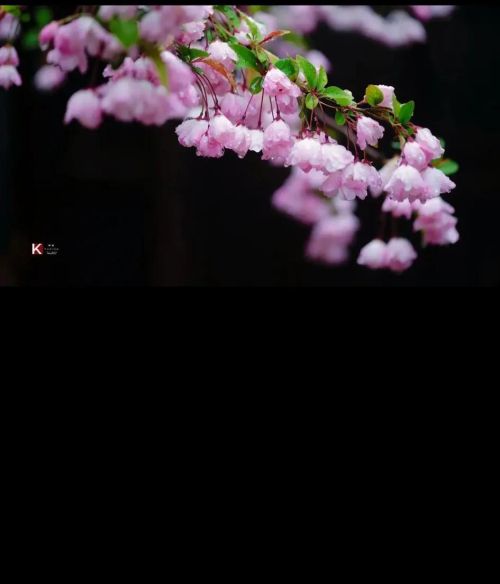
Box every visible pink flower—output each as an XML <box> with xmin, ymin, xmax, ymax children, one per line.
<box><xmin>178</xmin><ymin>21</ymin><xmax>206</xmax><ymax>45</ymax></box>
<box><xmin>421</xmin><ymin>167</ymin><xmax>456</xmax><ymax>200</ymax></box>
<box><xmin>287</xmin><ymin>137</ymin><xmax>323</xmax><ymax>172</ymax></box>
<box><xmin>272</xmin><ymin>168</ymin><xmax>331</xmax><ymax>225</ymax></box>
<box><xmin>262</xmin><ymin>120</ymin><xmax>293</xmax><ymax>162</ymax></box>
<box><xmin>385</xmin><ymin>238</ymin><xmax>417</xmax><ymax>272</ymax></box>
<box><xmin>382</xmin><ymin>198</ymin><xmax>414</xmax><ymax>219</ymax></box>
<box><xmin>356</xmin><ymin>116</ymin><xmax>384</xmax><ymax>150</ymax></box>
<box><xmin>413</xmin><ymin>197</ymin><xmax>459</xmax><ymax>246</ymax></box>
<box><xmin>139</xmin><ymin>6</ymin><xmax>178</xmax><ymax>44</ymax></box>
<box><xmin>226</xmin><ymin>125</ymin><xmax>253</xmax><ymax>159</ymax></box>
<box><xmin>357</xmin><ymin>239</ymin><xmax>388</xmax><ymax>269</ymax></box>
<box><xmin>415</xmin><ymin>127</ymin><xmax>444</xmax><ymax>163</ymax></box>
<box><xmin>402</xmin><ymin>140</ymin><xmax>428</xmax><ymax>171</ymax></box>
<box><xmin>39</xmin><ymin>22</ymin><xmax>59</xmax><ymax>49</ymax></box>
<box><xmin>0</xmin><ymin>13</ymin><xmax>20</xmax><ymax>42</ymax></box>
<box><xmin>99</xmin><ymin>5</ymin><xmax>138</xmax><ymax>21</ymax></box>
<box><xmin>338</xmin><ymin>162</ymin><xmax>382</xmax><ymax>201</ymax></box>
<box><xmin>306</xmin><ymin>214</ymin><xmax>360</xmax><ymax>265</ymax></box>
<box><xmin>276</xmin><ymin>93</ymin><xmax>300</xmax><ymax>115</ymax></box>
<box><xmin>100</xmin><ymin>78</ymin><xmax>173</xmax><ymax>126</ymax></box>
<box><xmin>47</xmin><ymin>16</ymin><xmax>122</xmax><ymax>75</ymax></box>
<box><xmin>377</xmin><ymin>85</ymin><xmax>395</xmax><ymax>109</ymax></box>
<box><xmin>0</xmin><ymin>65</ymin><xmax>21</xmax><ymax>89</ymax></box>
<box><xmin>208</xmin><ymin>41</ymin><xmax>238</xmax><ymax>71</ymax></box>
<box><xmin>196</xmin><ymin>61</ymin><xmax>232</xmax><ymax>96</ymax></box>
<box><xmin>220</xmin><ymin>92</ymin><xmax>248</xmax><ymax>124</ymax></box>
<box><xmin>0</xmin><ymin>45</ymin><xmax>19</xmax><ymax>66</ymax></box>
<box><xmin>321</xmin><ymin>171</ymin><xmax>343</xmax><ymax>195</ymax></box>
<box><xmin>370</xmin><ymin>156</ymin><xmax>399</xmax><ymax>198</ymax></box>
<box><xmin>175</xmin><ymin>118</ymin><xmax>209</xmax><ymax>148</ymax></box>
<box><xmin>34</xmin><ymin>65</ymin><xmax>66</xmax><ymax>92</ymax></box>
<box><xmin>161</xmin><ymin>51</ymin><xmax>195</xmax><ymax>93</ymax></box>
<box><xmin>306</xmin><ymin>50</ymin><xmax>332</xmax><ymax>72</ymax></box>
<box><xmin>263</xmin><ymin>68</ymin><xmax>301</xmax><ymax>98</ymax></box>
<box><xmin>208</xmin><ymin>114</ymin><xmax>237</xmax><ymax>148</ymax></box>
<box><xmin>64</xmin><ymin>89</ymin><xmax>103</xmax><ymax>129</ymax></box>
<box><xmin>196</xmin><ymin>133</ymin><xmax>225</xmax><ymax>158</ymax></box>
<box><xmin>384</xmin><ymin>164</ymin><xmax>426</xmax><ymax>202</ymax></box>
<box><xmin>411</xmin><ymin>6</ymin><xmax>455</xmax><ymax>21</ymax></box>
<box><xmin>320</xmin><ymin>142</ymin><xmax>354</xmax><ymax>173</ymax></box>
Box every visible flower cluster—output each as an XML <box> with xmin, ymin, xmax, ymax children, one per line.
<box><xmin>0</xmin><ymin>4</ymin><xmax>460</xmax><ymax>275</ymax></box>
<box><xmin>65</xmin><ymin>53</ymin><xmax>199</xmax><ymax>129</ymax></box>
<box><xmin>0</xmin><ymin>43</ymin><xmax>20</xmax><ymax>89</ymax></box>
<box><xmin>0</xmin><ymin>6</ymin><xmax>21</xmax><ymax>89</ymax></box>
<box><xmin>385</xmin><ymin>128</ymin><xmax>456</xmax><ymax>203</ymax></box>
<box><xmin>262</xmin><ymin>5</ymin><xmax>455</xmax><ymax>49</ymax></box>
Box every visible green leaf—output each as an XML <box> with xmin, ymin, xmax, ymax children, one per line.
<box><xmin>321</xmin><ymin>86</ymin><xmax>354</xmax><ymax>107</ymax></box>
<box><xmin>305</xmin><ymin>93</ymin><xmax>319</xmax><ymax>110</ymax></box>
<box><xmin>109</xmin><ymin>18</ymin><xmax>139</xmax><ymax>49</ymax></box>
<box><xmin>2</xmin><ymin>5</ymin><xmax>22</xmax><ymax>18</ymax></box>
<box><xmin>213</xmin><ymin>22</ymin><xmax>235</xmax><ymax>42</ymax></box>
<box><xmin>177</xmin><ymin>46</ymin><xmax>210</xmax><ymax>63</ymax></box>
<box><xmin>34</xmin><ymin>6</ymin><xmax>53</xmax><ymax>27</ymax></box>
<box><xmin>22</xmin><ymin>28</ymin><xmax>39</xmax><ymax>50</ymax></box>
<box><xmin>296</xmin><ymin>55</ymin><xmax>317</xmax><ymax>90</ymax></box>
<box><xmin>255</xmin><ymin>46</ymin><xmax>270</xmax><ymax>67</ymax></box>
<box><xmin>335</xmin><ymin>111</ymin><xmax>346</xmax><ymax>126</ymax></box>
<box><xmin>249</xmin><ymin>76</ymin><xmax>264</xmax><ymax>95</ymax></box>
<box><xmin>214</xmin><ymin>5</ymin><xmax>240</xmax><ymax>30</ymax></box>
<box><xmin>433</xmin><ymin>159</ymin><xmax>459</xmax><ymax>176</ymax></box>
<box><xmin>145</xmin><ymin>46</ymin><xmax>169</xmax><ymax>88</ymax></box>
<box><xmin>239</xmin><ymin>11</ymin><xmax>262</xmax><ymax>41</ymax></box>
<box><xmin>317</xmin><ymin>66</ymin><xmax>328</xmax><ymax>91</ymax></box>
<box><xmin>392</xmin><ymin>95</ymin><xmax>401</xmax><ymax>118</ymax></box>
<box><xmin>229</xmin><ymin>42</ymin><xmax>261</xmax><ymax>72</ymax></box>
<box><xmin>365</xmin><ymin>84</ymin><xmax>384</xmax><ymax>107</ymax></box>
<box><xmin>398</xmin><ymin>100</ymin><xmax>415</xmax><ymax>125</ymax></box>
<box><xmin>274</xmin><ymin>58</ymin><xmax>299</xmax><ymax>80</ymax></box>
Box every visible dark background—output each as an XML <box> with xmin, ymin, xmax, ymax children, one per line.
<box><xmin>1</xmin><ymin>4</ymin><xmax>499</xmax><ymax>286</ymax></box>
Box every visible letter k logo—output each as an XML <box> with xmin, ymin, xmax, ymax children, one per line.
<box><xmin>32</xmin><ymin>243</ymin><xmax>44</xmax><ymax>256</ymax></box>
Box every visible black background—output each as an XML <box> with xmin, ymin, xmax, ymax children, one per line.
<box><xmin>1</xmin><ymin>4</ymin><xmax>499</xmax><ymax>286</ymax></box>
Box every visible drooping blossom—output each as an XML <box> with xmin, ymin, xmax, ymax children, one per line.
<box><xmin>358</xmin><ymin>237</ymin><xmax>417</xmax><ymax>272</ymax></box>
<box><xmin>415</xmin><ymin>127</ymin><xmax>445</xmax><ymax>163</ymax></box>
<box><xmin>34</xmin><ymin>65</ymin><xmax>66</xmax><ymax>92</ymax></box>
<box><xmin>413</xmin><ymin>197</ymin><xmax>459</xmax><ymax>246</ymax></box>
<box><xmin>287</xmin><ymin>137</ymin><xmax>323</xmax><ymax>173</ymax></box>
<box><xmin>357</xmin><ymin>239</ymin><xmax>389</xmax><ymax>270</ymax></box>
<box><xmin>176</xmin><ymin>118</ymin><xmax>210</xmax><ymax>148</ymax></box>
<box><xmin>402</xmin><ymin>141</ymin><xmax>428</xmax><ymax>171</ymax></box>
<box><xmin>262</xmin><ymin>120</ymin><xmax>294</xmax><ymax>163</ymax></box>
<box><xmin>306</xmin><ymin>213</ymin><xmax>360</xmax><ymax>265</ymax></box>
<box><xmin>377</xmin><ymin>85</ymin><xmax>395</xmax><ymax>109</ymax></box>
<box><xmin>356</xmin><ymin>116</ymin><xmax>385</xmax><ymax>150</ymax></box>
<box><xmin>385</xmin><ymin>238</ymin><xmax>418</xmax><ymax>272</ymax></box>
<box><xmin>336</xmin><ymin>162</ymin><xmax>383</xmax><ymax>201</ymax></box>
<box><xmin>384</xmin><ymin>164</ymin><xmax>426</xmax><ymax>202</ymax></box>
<box><xmin>272</xmin><ymin>168</ymin><xmax>331</xmax><ymax>225</ymax></box>
<box><xmin>263</xmin><ymin>68</ymin><xmax>302</xmax><ymax>99</ymax></box>
<box><xmin>64</xmin><ymin>89</ymin><xmax>103</xmax><ymax>129</ymax></box>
